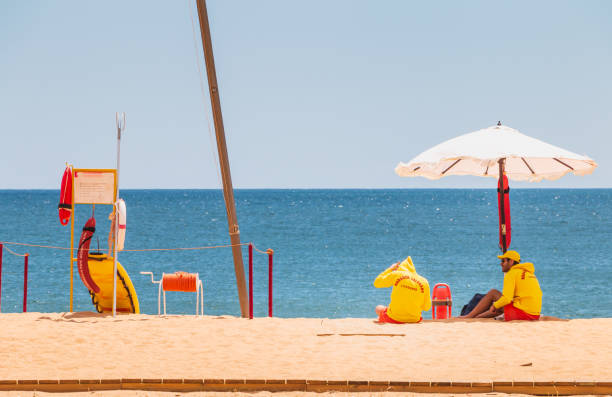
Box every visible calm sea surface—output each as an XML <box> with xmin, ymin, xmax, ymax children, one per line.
<box><xmin>0</xmin><ymin>189</ymin><xmax>610</xmax><ymax>318</ymax></box>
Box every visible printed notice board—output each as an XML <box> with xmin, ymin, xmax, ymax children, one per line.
<box><xmin>73</xmin><ymin>170</ymin><xmax>116</xmax><ymax>204</ymax></box>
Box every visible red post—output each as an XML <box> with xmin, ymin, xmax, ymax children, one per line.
<box><xmin>0</xmin><ymin>243</ymin><xmax>3</xmax><ymax>312</ymax></box>
<box><xmin>267</xmin><ymin>249</ymin><xmax>274</xmax><ymax>317</ymax></box>
<box><xmin>23</xmin><ymin>253</ymin><xmax>29</xmax><ymax>313</ymax></box>
<box><xmin>248</xmin><ymin>243</ymin><xmax>253</xmax><ymax>319</ymax></box>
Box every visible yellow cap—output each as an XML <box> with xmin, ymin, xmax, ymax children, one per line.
<box><xmin>497</xmin><ymin>250</ymin><xmax>520</xmax><ymax>263</ymax></box>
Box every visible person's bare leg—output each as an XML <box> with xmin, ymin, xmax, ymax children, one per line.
<box><xmin>460</xmin><ymin>289</ymin><xmax>502</xmax><ymax>318</ymax></box>
<box><xmin>475</xmin><ymin>305</ymin><xmax>503</xmax><ymax>318</ymax></box>
<box><xmin>375</xmin><ymin>305</ymin><xmax>386</xmax><ymax>317</ymax></box>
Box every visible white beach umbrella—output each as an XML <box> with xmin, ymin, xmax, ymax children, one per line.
<box><xmin>395</xmin><ymin>122</ymin><xmax>597</xmax><ymax>252</ymax></box>
<box><xmin>395</xmin><ymin>123</ymin><xmax>597</xmax><ymax>182</ymax></box>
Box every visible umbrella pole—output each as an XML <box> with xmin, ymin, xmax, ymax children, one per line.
<box><xmin>498</xmin><ymin>159</ymin><xmax>507</xmax><ymax>253</ymax></box>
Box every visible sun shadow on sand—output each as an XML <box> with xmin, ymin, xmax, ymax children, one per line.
<box><xmin>33</xmin><ymin>312</ymin><xmax>235</xmax><ymax>323</ymax></box>
<box><xmin>423</xmin><ymin>315</ymin><xmax>567</xmax><ymax>322</ymax></box>
<box><xmin>35</xmin><ymin>311</ymin><xmax>156</xmax><ymax>323</ymax></box>
<box><xmin>372</xmin><ymin>316</ymin><xmax>567</xmax><ymax>324</ymax></box>
<box><xmin>372</xmin><ymin>318</ymin><xmax>499</xmax><ymax>325</ymax></box>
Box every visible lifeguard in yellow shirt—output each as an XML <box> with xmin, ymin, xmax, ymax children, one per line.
<box><xmin>374</xmin><ymin>256</ymin><xmax>431</xmax><ymax>323</ymax></box>
<box><xmin>461</xmin><ymin>250</ymin><xmax>542</xmax><ymax>321</ymax></box>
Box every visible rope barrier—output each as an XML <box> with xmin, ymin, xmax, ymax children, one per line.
<box><xmin>0</xmin><ymin>240</ymin><xmax>272</xmax><ymax>254</ymax></box>
<box><xmin>247</xmin><ymin>243</ymin><xmax>275</xmax><ymax>318</ymax></box>
<box><xmin>123</xmin><ymin>243</ymin><xmax>248</xmax><ymax>252</ymax></box>
<box><xmin>3</xmin><ymin>245</ymin><xmax>28</xmax><ymax>257</ymax></box>
<box><xmin>0</xmin><ymin>243</ymin><xmax>30</xmax><ymax>312</ymax></box>
<box><xmin>252</xmin><ymin>245</ymin><xmax>274</xmax><ymax>255</ymax></box>
<box><xmin>0</xmin><ymin>241</ymin><xmax>68</xmax><ymax>250</ymax></box>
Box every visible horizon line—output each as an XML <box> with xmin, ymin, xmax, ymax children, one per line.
<box><xmin>1</xmin><ymin>187</ymin><xmax>611</xmax><ymax>191</ymax></box>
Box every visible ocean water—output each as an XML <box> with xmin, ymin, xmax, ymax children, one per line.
<box><xmin>0</xmin><ymin>189</ymin><xmax>610</xmax><ymax>319</ymax></box>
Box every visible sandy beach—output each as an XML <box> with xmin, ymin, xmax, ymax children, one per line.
<box><xmin>0</xmin><ymin>312</ymin><xmax>610</xmax><ymax>395</ymax></box>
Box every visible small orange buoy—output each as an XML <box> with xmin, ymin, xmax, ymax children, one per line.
<box><xmin>431</xmin><ymin>283</ymin><xmax>452</xmax><ymax>319</ymax></box>
<box><xmin>162</xmin><ymin>272</ymin><xmax>198</xmax><ymax>292</ymax></box>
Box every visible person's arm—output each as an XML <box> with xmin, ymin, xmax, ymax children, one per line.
<box><xmin>493</xmin><ymin>270</ymin><xmax>516</xmax><ymax>309</ymax></box>
<box><xmin>373</xmin><ymin>263</ymin><xmax>399</xmax><ymax>288</ymax></box>
<box><xmin>422</xmin><ymin>281</ymin><xmax>432</xmax><ymax>311</ymax></box>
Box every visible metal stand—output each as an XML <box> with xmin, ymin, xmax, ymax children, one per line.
<box><xmin>141</xmin><ymin>271</ymin><xmax>203</xmax><ymax>316</ymax></box>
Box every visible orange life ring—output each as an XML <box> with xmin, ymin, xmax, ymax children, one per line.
<box><xmin>58</xmin><ymin>165</ymin><xmax>73</xmax><ymax>226</ymax></box>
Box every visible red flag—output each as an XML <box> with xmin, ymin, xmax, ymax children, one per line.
<box><xmin>497</xmin><ymin>174</ymin><xmax>511</xmax><ymax>251</ymax></box>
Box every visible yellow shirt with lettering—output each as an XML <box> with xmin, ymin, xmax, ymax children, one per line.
<box><xmin>493</xmin><ymin>262</ymin><xmax>542</xmax><ymax>315</ymax></box>
<box><xmin>374</xmin><ymin>256</ymin><xmax>431</xmax><ymax>323</ymax></box>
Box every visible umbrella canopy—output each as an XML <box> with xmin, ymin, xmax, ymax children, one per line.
<box><xmin>395</xmin><ymin>123</ymin><xmax>597</xmax><ymax>253</ymax></box>
<box><xmin>395</xmin><ymin>124</ymin><xmax>597</xmax><ymax>182</ymax></box>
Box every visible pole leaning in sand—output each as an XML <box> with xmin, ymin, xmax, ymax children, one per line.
<box><xmin>112</xmin><ymin>113</ymin><xmax>125</xmax><ymax>317</ymax></box>
<box><xmin>195</xmin><ymin>0</ymin><xmax>249</xmax><ymax>317</ymax></box>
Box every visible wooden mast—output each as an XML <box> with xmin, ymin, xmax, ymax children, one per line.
<box><xmin>195</xmin><ymin>0</ymin><xmax>249</xmax><ymax>317</ymax></box>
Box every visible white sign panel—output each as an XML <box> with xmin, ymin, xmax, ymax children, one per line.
<box><xmin>74</xmin><ymin>171</ymin><xmax>115</xmax><ymax>204</ymax></box>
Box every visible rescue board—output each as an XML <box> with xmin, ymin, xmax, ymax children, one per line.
<box><xmin>87</xmin><ymin>252</ymin><xmax>140</xmax><ymax>314</ymax></box>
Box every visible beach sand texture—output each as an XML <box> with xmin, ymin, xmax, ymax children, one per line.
<box><xmin>0</xmin><ymin>312</ymin><xmax>610</xmax><ymax>384</ymax></box>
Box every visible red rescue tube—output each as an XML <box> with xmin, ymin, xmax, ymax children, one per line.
<box><xmin>431</xmin><ymin>283</ymin><xmax>452</xmax><ymax>319</ymax></box>
<box><xmin>497</xmin><ymin>174</ymin><xmax>511</xmax><ymax>251</ymax></box>
<box><xmin>76</xmin><ymin>217</ymin><xmax>100</xmax><ymax>293</ymax></box>
<box><xmin>58</xmin><ymin>166</ymin><xmax>73</xmax><ymax>226</ymax></box>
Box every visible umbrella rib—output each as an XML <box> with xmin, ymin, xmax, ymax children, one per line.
<box><xmin>441</xmin><ymin>159</ymin><xmax>461</xmax><ymax>175</ymax></box>
<box><xmin>521</xmin><ymin>157</ymin><xmax>536</xmax><ymax>175</ymax></box>
<box><xmin>553</xmin><ymin>158</ymin><xmax>574</xmax><ymax>171</ymax></box>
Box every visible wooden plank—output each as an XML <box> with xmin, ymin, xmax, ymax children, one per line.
<box><xmin>1</xmin><ymin>378</ymin><xmax>611</xmax><ymax>394</ymax></box>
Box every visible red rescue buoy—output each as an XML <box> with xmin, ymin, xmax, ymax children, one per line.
<box><xmin>76</xmin><ymin>217</ymin><xmax>100</xmax><ymax>293</ymax></box>
<box><xmin>497</xmin><ymin>174</ymin><xmax>511</xmax><ymax>251</ymax></box>
<box><xmin>58</xmin><ymin>166</ymin><xmax>73</xmax><ymax>226</ymax></box>
<box><xmin>431</xmin><ymin>283</ymin><xmax>452</xmax><ymax>319</ymax></box>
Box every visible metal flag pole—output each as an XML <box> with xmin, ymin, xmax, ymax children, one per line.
<box><xmin>112</xmin><ymin>112</ymin><xmax>125</xmax><ymax>317</ymax></box>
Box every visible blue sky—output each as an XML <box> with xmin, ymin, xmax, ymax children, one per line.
<box><xmin>1</xmin><ymin>1</ymin><xmax>610</xmax><ymax>189</ymax></box>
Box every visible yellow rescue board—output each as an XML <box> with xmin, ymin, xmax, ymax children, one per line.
<box><xmin>87</xmin><ymin>253</ymin><xmax>140</xmax><ymax>314</ymax></box>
